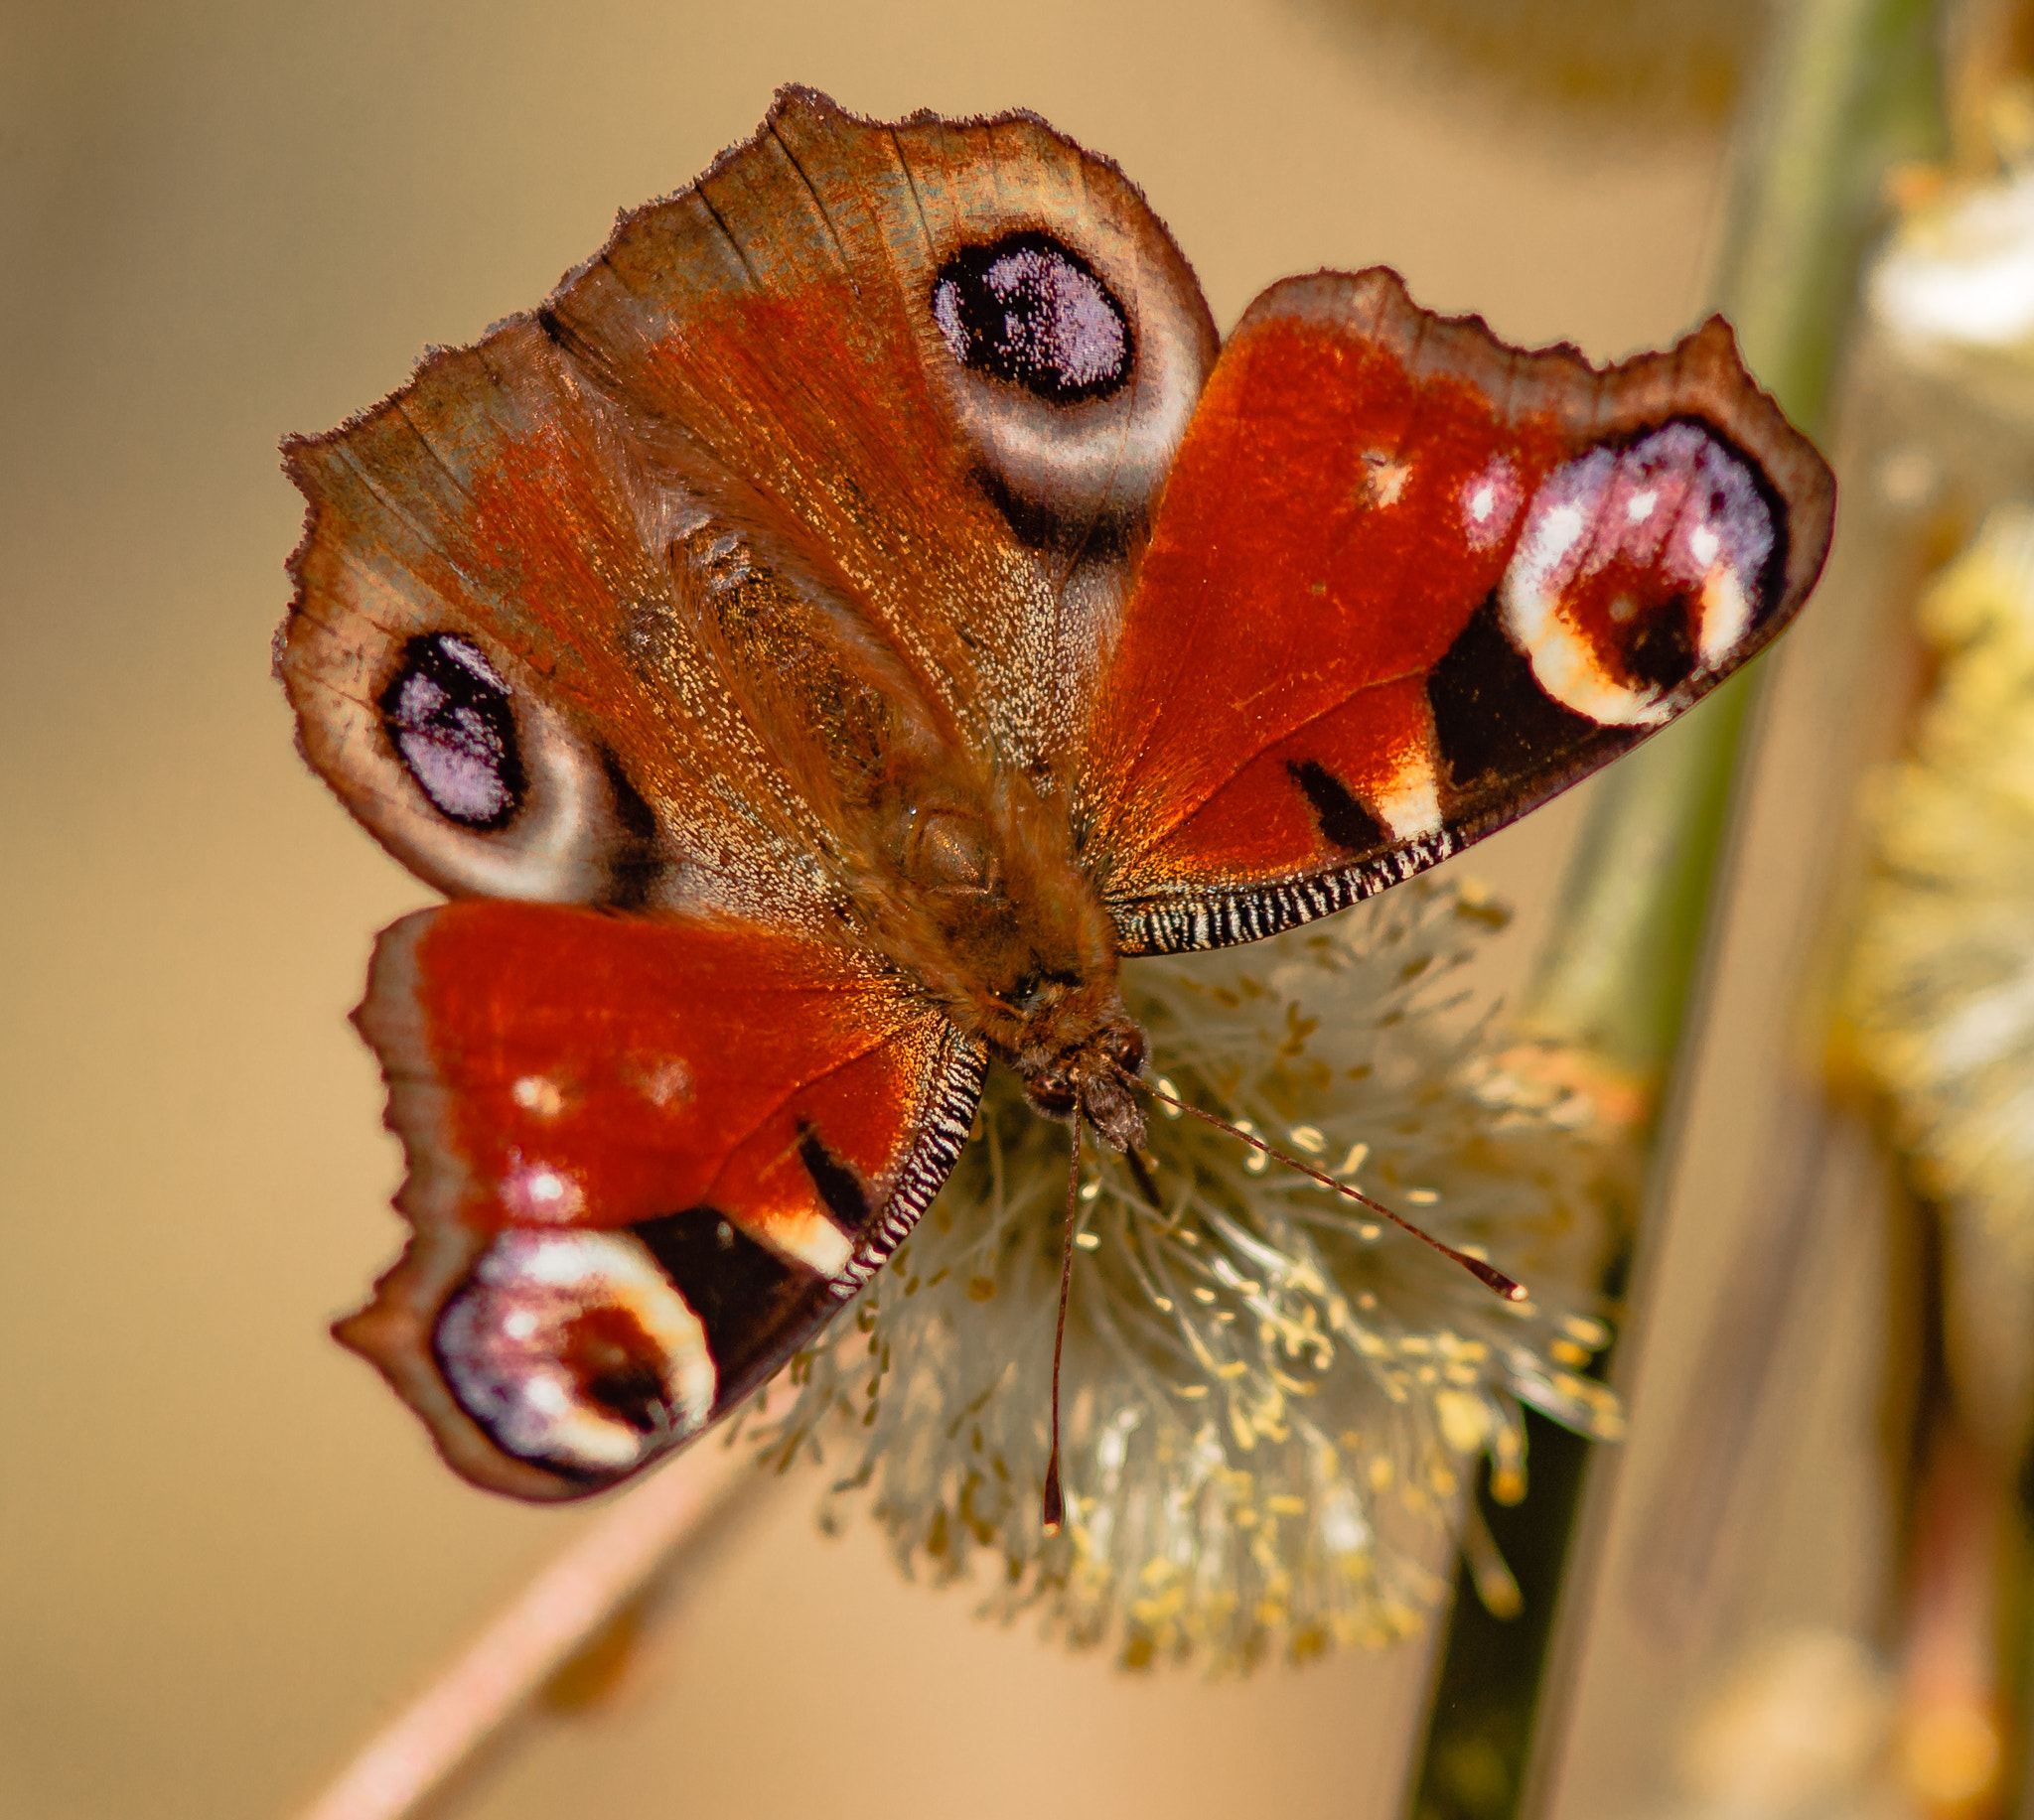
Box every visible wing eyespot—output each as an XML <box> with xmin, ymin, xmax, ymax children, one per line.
<box><xmin>1497</xmin><ymin>419</ymin><xmax>1781</xmax><ymax>728</ymax></box>
<box><xmin>378</xmin><ymin>631</ymin><xmax>527</xmax><ymax>830</ymax></box>
<box><xmin>931</xmin><ymin>231</ymin><xmax>1134</xmax><ymax>404</ymax></box>
<box><xmin>432</xmin><ymin>1228</ymin><xmax>715</xmax><ymax>1485</ymax></box>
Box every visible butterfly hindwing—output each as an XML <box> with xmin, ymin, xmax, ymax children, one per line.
<box><xmin>340</xmin><ymin>900</ymin><xmax>984</xmax><ymax>1499</ymax></box>
<box><xmin>1083</xmin><ymin>269</ymin><xmax>1836</xmax><ymax>953</ymax></box>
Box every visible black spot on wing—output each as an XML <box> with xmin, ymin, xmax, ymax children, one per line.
<box><xmin>1428</xmin><ymin>595</ymin><xmax>1601</xmax><ymax>792</ymax></box>
<box><xmin>931</xmin><ymin>231</ymin><xmax>1133</xmax><ymax>403</ymax></box>
<box><xmin>1288</xmin><ymin>760</ymin><xmax>1387</xmax><ymax>857</ymax></box>
<box><xmin>534</xmin><ymin>305</ymin><xmax>571</xmax><ymax>350</ymax></box>
<box><xmin>632</xmin><ymin>1208</ymin><xmax>814</xmax><ymax>1393</ymax></box>
<box><xmin>798</xmin><ymin>1124</ymin><xmax>873</xmax><ymax>1233</ymax></box>
<box><xmin>566</xmin><ymin>1312</ymin><xmax>679</xmax><ymax>1446</ymax></box>
<box><xmin>972</xmin><ymin>465</ymin><xmax>1135</xmax><ymax>561</ymax></box>
<box><xmin>598</xmin><ymin>748</ymin><xmax>663</xmax><ymax>910</ymax></box>
<box><xmin>1621</xmin><ymin>597</ymin><xmax>1700</xmax><ymax>693</ymax></box>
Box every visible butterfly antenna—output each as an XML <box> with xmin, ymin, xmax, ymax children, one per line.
<box><xmin>1132</xmin><ymin>1077</ymin><xmax>1527</xmax><ymax>1303</ymax></box>
<box><xmin>1042</xmin><ymin>1111</ymin><xmax>1083</xmax><ymax>1537</ymax></box>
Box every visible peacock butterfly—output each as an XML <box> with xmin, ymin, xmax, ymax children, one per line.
<box><xmin>279</xmin><ymin>85</ymin><xmax>1833</xmax><ymax>1503</ymax></box>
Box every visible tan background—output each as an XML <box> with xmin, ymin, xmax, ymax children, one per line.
<box><xmin>1</xmin><ymin>4</ymin><xmax>1743</xmax><ymax>1816</ymax></box>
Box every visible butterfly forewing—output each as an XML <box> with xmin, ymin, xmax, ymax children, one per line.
<box><xmin>1084</xmin><ymin>270</ymin><xmax>1835</xmax><ymax>953</ymax></box>
<box><xmin>542</xmin><ymin>85</ymin><xmax>1218</xmax><ymax>791</ymax></box>
<box><xmin>342</xmin><ymin>901</ymin><xmax>983</xmax><ymax>1499</ymax></box>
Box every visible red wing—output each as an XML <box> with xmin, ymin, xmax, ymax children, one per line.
<box><xmin>1082</xmin><ymin>270</ymin><xmax>1835</xmax><ymax>953</ymax></box>
<box><xmin>338</xmin><ymin>902</ymin><xmax>983</xmax><ymax>1500</ymax></box>
<box><xmin>278</xmin><ymin>89</ymin><xmax>1222</xmax><ymax>1506</ymax></box>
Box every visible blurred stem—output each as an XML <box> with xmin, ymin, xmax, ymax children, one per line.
<box><xmin>1414</xmin><ymin>4</ymin><xmax>1945</xmax><ymax>1820</ymax></box>
<box><xmin>292</xmin><ymin>1448</ymin><xmax>754</xmax><ymax>1820</ymax></box>
<box><xmin>1514</xmin><ymin>683</ymin><xmax>1749</xmax><ymax>1088</ymax></box>
<box><xmin>1519</xmin><ymin>0</ymin><xmax>1945</xmax><ymax>1089</ymax></box>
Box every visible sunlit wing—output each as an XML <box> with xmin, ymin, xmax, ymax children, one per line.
<box><xmin>540</xmin><ymin>82</ymin><xmax>1219</xmax><ymax>787</ymax></box>
<box><xmin>339</xmin><ymin>901</ymin><xmax>984</xmax><ymax>1499</ymax></box>
<box><xmin>1081</xmin><ymin>269</ymin><xmax>1835</xmax><ymax>953</ymax></box>
<box><xmin>278</xmin><ymin>84</ymin><xmax>1223</xmax><ymax>912</ymax></box>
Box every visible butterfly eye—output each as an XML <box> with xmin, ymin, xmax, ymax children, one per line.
<box><xmin>378</xmin><ymin>632</ymin><xmax>526</xmax><ymax>830</ymax></box>
<box><xmin>1026</xmin><ymin>1067</ymin><xmax>1079</xmax><ymax>1119</ymax></box>
<box><xmin>1106</xmin><ymin>1028</ymin><xmax>1147</xmax><ymax>1078</ymax></box>
<box><xmin>931</xmin><ymin>231</ymin><xmax>1133</xmax><ymax>404</ymax></box>
<box><xmin>433</xmin><ymin>1229</ymin><xmax>716</xmax><ymax>1482</ymax></box>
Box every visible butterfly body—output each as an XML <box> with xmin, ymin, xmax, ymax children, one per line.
<box><xmin>282</xmin><ymin>86</ymin><xmax>1832</xmax><ymax>1500</ymax></box>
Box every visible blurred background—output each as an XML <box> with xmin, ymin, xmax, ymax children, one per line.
<box><xmin>9</xmin><ymin>2</ymin><xmax>2028</xmax><ymax>1817</ymax></box>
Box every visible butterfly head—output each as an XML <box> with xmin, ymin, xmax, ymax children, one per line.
<box><xmin>1007</xmin><ymin>987</ymin><xmax>1147</xmax><ymax>1153</ymax></box>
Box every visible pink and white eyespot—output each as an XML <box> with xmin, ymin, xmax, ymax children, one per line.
<box><xmin>1499</xmin><ymin>423</ymin><xmax>1775</xmax><ymax>727</ymax></box>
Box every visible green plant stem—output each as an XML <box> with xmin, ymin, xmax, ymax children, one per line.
<box><xmin>1521</xmin><ymin>0</ymin><xmax>1945</xmax><ymax>1084</ymax></box>
<box><xmin>1515</xmin><ymin>683</ymin><xmax>1752</xmax><ymax>1082</ymax></box>
<box><xmin>1411</xmin><ymin>4</ymin><xmax>1946</xmax><ymax>1818</ymax></box>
